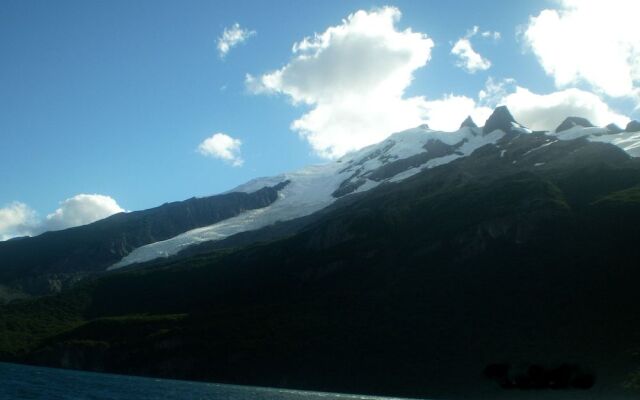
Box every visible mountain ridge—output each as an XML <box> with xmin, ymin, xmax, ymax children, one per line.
<box><xmin>2</xmin><ymin>106</ymin><xmax>640</xmax><ymax>299</ymax></box>
<box><xmin>0</xmin><ymin>183</ymin><xmax>289</xmax><ymax>297</ymax></box>
<box><xmin>2</xmin><ymin>120</ymin><xmax>640</xmax><ymax>398</ymax></box>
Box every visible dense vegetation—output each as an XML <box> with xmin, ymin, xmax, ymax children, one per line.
<box><xmin>2</xmin><ymin>135</ymin><xmax>640</xmax><ymax>398</ymax></box>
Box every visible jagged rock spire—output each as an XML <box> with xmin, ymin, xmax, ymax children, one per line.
<box><xmin>482</xmin><ymin>106</ymin><xmax>517</xmax><ymax>135</ymax></box>
<box><xmin>460</xmin><ymin>116</ymin><xmax>478</xmax><ymax>129</ymax></box>
<box><xmin>555</xmin><ymin>117</ymin><xmax>594</xmax><ymax>133</ymax></box>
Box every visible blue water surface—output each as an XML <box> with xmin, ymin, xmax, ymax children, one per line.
<box><xmin>0</xmin><ymin>362</ymin><xmax>410</xmax><ymax>400</ymax></box>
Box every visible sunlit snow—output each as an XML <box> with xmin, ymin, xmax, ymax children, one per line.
<box><xmin>111</xmin><ymin>123</ymin><xmax>640</xmax><ymax>269</ymax></box>
<box><xmin>110</xmin><ymin>125</ymin><xmax>503</xmax><ymax>269</ymax></box>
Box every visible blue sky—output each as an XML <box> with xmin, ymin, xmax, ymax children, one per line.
<box><xmin>1</xmin><ymin>0</ymin><xmax>639</xmax><ymax>238</ymax></box>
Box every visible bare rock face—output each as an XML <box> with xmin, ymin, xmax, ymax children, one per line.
<box><xmin>482</xmin><ymin>106</ymin><xmax>517</xmax><ymax>135</ymax></box>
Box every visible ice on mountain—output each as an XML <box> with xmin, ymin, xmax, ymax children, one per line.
<box><xmin>111</xmin><ymin>117</ymin><xmax>640</xmax><ymax>270</ymax></box>
<box><xmin>111</xmin><ymin>124</ymin><xmax>506</xmax><ymax>269</ymax></box>
<box><xmin>590</xmin><ymin>131</ymin><xmax>640</xmax><ymax>157</ymax></box>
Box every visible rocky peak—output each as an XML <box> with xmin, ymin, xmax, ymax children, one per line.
<box><xmin>555</xmin><ymin>117</ymin><xmax>594</xmax><ymax>133</ymax></box>
<box><xmin>460</xmin><ymin>116</ymin><xmax>478</xmax><ymax>129</ymax></box>
<box><xmin>482</xmin><ymin>106</ymin><xmax>517</xmax><ymax>135</ymax></box>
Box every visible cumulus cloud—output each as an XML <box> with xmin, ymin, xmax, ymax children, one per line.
<box><xmin>503</xmin><ymin>87</ymin><xmax>630</xmax><ymax>131</ymax></box>
<box><xmin>0</xmin><ymin>194</ymin><xmax>124</xmax><ymax>240</ymax></box>
<box><xmin>524</xmin><ymin>0</ymin><xmax>640</xmax><ymax>99</ymax></box>
<box><xmin>422</xmin><ymin>95</ymin><xmax>492</xmax><ymax>131</ymax></box>
<box><xmin>43</xmin><ymin>194</ymin><xmax>125</xmax><ymax>232</ymax></box>
<box><xmin>246</xmin><ymin>6</ymin><xmax>434</xmax><ymax>158</ymax></box>
<box><xmin>0</xmin><ymin>202</ymin><xmax>38</xmax><ymax>240</ymax></box>
<box><xmin>451</xmin><ymin>26</ymin><xmax>493</xmax><ymax>73</ymax></box>
<box><xmin>451</xmin><ymin>39</ymin><xmax>491</xmax><ymax>73</ymax></box>
<box><xmin>198</xmin><ymin>132</ymin><xmax>244</xmax><ymax>166</ymax></box>
<box><xmin>476</xmin><ymin>78</ymin><xmax>630</xmax><ymax>130</ymax></box>
<box><xmin>217</xmin><ymin>23</ymin><xmax>256</xmax><ymax>58</ymax></box>
<box><xmin>478</xmin><ymin>77</ymin><xmax>517</xmax><ymax>106</ymax></box>
<box><xmin>417</xmin><ymin>77</ymin><xmax>630</xmax><ymax>132</ymax></box>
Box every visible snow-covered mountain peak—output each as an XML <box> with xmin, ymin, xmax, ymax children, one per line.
<box><xmin>110</xmin><ymin>108</ymin><xmax>640</xmax><ymax>270</ymax></box>
<box><xmin>111</xmin><ymin>123</ymin><xmax>503</xmax><ymax>269</ymax></box>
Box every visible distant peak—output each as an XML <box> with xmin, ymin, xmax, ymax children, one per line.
<box><xmin>482</xmin><ymin>106</ymin><xmax>517</xmax><ymax>135</ymax></box>
<box><xmin>555</xmin><ymin>116</ymin><xmax>594</xmax><ymax>133</ymax></box>
<box><xmin>460</xmin><ymin>116</ymin><xmax>478</xmax><ymax>129</ymax></box>
<box><xmin>606</xmin><ymin>123</ymin><xmax>624</xmax><ymax>134</ymax></box>
<box><xmin>626</xmin><ymin>120</ymin><xmax>640</xmax><ymax>133</ymax></box>
<box><xmin>418</xmin><ymin>123</ymin><xmax>430</xmax><ymax>130</ymax></box>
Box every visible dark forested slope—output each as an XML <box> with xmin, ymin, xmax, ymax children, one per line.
<box><xmin>2</xmin><ymin>135</ymin><xmax>640</xmax><ymax>399</ymax></box>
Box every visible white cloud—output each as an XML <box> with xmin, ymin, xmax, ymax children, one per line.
<box><xmin>43</xmin><ymin>194</ymin><xmax>125</xmax><ymax>232</ymax></box>
<box><xmin>481</xmin><ymin>30</ymin><xmax>501</xmax><ymax>40</ymax></box>
<box><xmin>422</xmin><ymin>95</ymin><xmax>492</xmax><ymax>131</ymax></box>
<box><xmin>476</xmin><ymin>78</ymin><xmax>630</xmax><ymax>130</ymax></box>
<box><xmin>451</xmin><ymin>26</ymin><xmax>493</xmax><ymax>74</ymax></box>
<box><xmin>451</xmin><ymin>39</ymin><xmax>491</xmax><ymax>73</ymax></box>
<box><xmin>217</xmin><ymin>23</ymin><xmax>256</xmax><ymax>58</ymax></box>
<box><xmin>421</xmin><ymin>78</ymin><xmax>630</xmax><ymax>132</ymax></box>
<box><xmin>478</xmin><ymin>77</ymin><xmax>517</xmax><ymax>106</ymax></box>
<box><xmin>247</xmin><ymin>6</ymin><xmax>434</xmax><ymax>158</ymax></box>
<box><xmin>198</xmin><ymin>132</ymin><xmax>244</xmax><ymax>166</ymax></box>
<box><xmin>524</xmin><ymin>0</ymin><xmax>640</xmax><ymax>99</ymax></box>
<box><xmin>502</xmin><ymin>86</ymin><xmax>630</xmax><ymax>131</ymax></box>
<box><xmin>0</xmin><ymin>202</ymin><xmax>37</xmax><ymax>240</ymax></box>
<box><xmin>0</xmin><ymin>194</ymin><xmax>124</xmax><ymax>240</ymax></box>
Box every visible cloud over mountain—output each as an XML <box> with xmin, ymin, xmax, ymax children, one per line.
<box><xmin>0</xmin><ymin>202</ymin><xmax>38</xmax><ymax>241</ymax></box>
<box><xmin>502</xmin><ymin>86</ymin><xmax>630</xmax><ymax>131</ymax></box>
<box><xmin>0</xmin><ymin>195</ymin><xmax>124</xmax><ymax>240</ymax></box>
<box><xmin>42</xmin><ymin>194</ymin><xmax>125</xmax><ymax>232</ymax></box>
<box><xmin>247</xmin><ymin>7</ymin><xmax>434</xmax><ymax>158</ymax></box>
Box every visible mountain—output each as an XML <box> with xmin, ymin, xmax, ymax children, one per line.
<box><xmin>0</xmin><ymin>114</ymin><xmax>507</xmax><ymax>295</ymax></box>
<box><xmin>2</xmin><ymin>107</ymin><xmax>640</xmax><ymax>398</ymax></box>
<box><xmin>459</xmin><ymin>115</ymin><xmax>477</xmax><ymax>129</ymax></box>
<box><xmin>482</xmin><ymin>105</ymin><xmax>528</xmax><ymax>134</ymax></box>
<box><xmin>3</xmin><ymin>107</ymin><xmax>640</xmax><ymax>298</ymax></box>
<box><xmin>71</xmin><ymin>108</ymin><xmax>640</xmax><ymax>269</ymax></box>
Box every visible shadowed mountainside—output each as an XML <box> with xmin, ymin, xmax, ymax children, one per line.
<box><xmin>0</xmin><ymin>182</ymin><xmax>288</xmax><ymax>298</ymax></box>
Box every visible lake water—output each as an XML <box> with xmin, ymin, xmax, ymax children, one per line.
<box><xmin>0</xmin><ymin>362</ymin><xmax>411</xmax><ymax>400</ymax></box>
